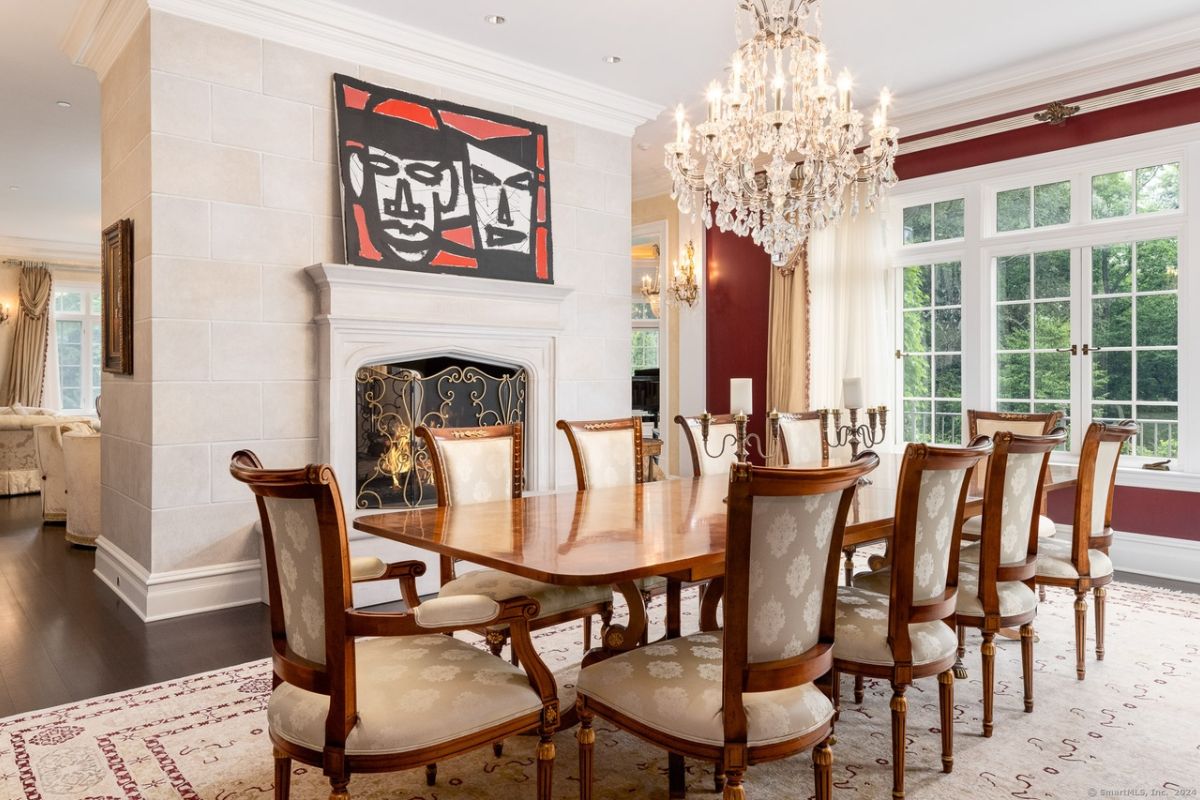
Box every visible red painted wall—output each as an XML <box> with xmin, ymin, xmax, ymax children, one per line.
<box><xmin>1046</xmin><ymin>485</ymin><xmax>1200</xmax><ymax>542</ymax></box>
<box><xmin>705</xmin><ymin>225</ymin><xmax>772</xmax><ymax>462</ymax></box>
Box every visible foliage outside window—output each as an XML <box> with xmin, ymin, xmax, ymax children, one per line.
<box><xmin>902</xmin><ymin>198</ymin><xmax>964</xmax><ymax>245</ymax></box>
<box><xmin>53</xmin><ymin>287</ymin><xmax>102</xmax><ymax>412</ymax></box>
<box><xmin>996</xmin><ymin>181</ymin><xmax>1071</xmax><ymax>232</ymax></box>
<box><xmin>901</xmin><ymin>261</ymin><xmax>962</xmax><ymax>443</ymax></box>
<box><xmin>631</xmin><ymin>330</ymin><xmax>660</xmax><ymax>371</ymax></box>
<box><xmin>1091</xmin><ymin>162</ymin><xmax>1180</xmax><ymax>220</ymax></box>
<box><xmin>1090</xmin><ymin>237</ymin><xmax>1179</xmax><ymax>457</ymax></box>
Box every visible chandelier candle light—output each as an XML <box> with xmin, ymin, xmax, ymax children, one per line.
<box><xmin>666</xmin><ymin>0</ymin><xmax>899</xmax><ymax>266</ymax></box>
<box><xmin>699</xmin><ymin>378</ymin><xmax>782</xmax><ymax>464</ymax></box>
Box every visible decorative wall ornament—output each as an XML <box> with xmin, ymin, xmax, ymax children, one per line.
<box><xmin>101</xmin><ymin>219</ymin><xmax>133</xmax><ymax>375</ymax></box>
<box><xmin>1033</xmin><ymin>100</ymin><xmax>1082</xmax><ymax>126</ymax></box>
<box><xmin>333</xmin><ymin>74</ymin><xmax>554</xmax><ymax>284</ymax></box>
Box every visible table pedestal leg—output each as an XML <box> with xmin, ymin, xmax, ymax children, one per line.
<box><xmin>582</xmin><ymin>580</ymin><xmax>649</xmax><ymax>668</ymax></box>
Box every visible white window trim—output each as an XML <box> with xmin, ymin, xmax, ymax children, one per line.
<box><xmin>886</xmin><ymin>123</ymin><xmax>1200</xmax><ymax>491</ymax></box>
<box><xmin>52</xmin><ymin>282</ymin><xmax>102</xmax><ymax>415</ymax></box>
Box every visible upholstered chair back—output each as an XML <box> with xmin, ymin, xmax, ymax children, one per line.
<box><xmin>261</xmin><ymin>493</ymin><xmax>328</xmax><ymax>664</ymax></box>
<box><xmin>995</xmin><ymin>450</ymin><xmax>1048</xmax><ymax>564</ymax></box>
<box><xmin>967</xmin><ymin>409</ymin><xmax>1061</xmax><ymax>495</ymax></box>
<box><xmin>675</xmin><ymin>414</ymin><xmax>738</xmax><ymax>477</ymax></box>
<box><xmin>1073</xmin><ymin>421</ymin><xmax>1137</xmax><ymax>547</ymax></box>
<box><xmin>557</xmin><ymin>417</ymin><xmax>643</xmax><ymax>490</ymax></box>
<box><xmin>417</xmin><ymin>424</ymin><xmax>522</xmax><ymax>507</ymax></box>
<box><xmin>778</xmin><ymin>412</ymin><xmax>827</xmax><ymax>466</ymax></box>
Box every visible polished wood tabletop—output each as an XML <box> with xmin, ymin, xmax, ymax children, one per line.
<box><xmin>353</xmin><ymin>451</ymin><xmax>1077</xmax><ymax>586</ymax></box>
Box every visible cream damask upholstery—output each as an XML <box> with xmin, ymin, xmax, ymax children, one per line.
<box><xmin>911</xmin><ymin>468</ymin><xmax>968</xmax><ymax>603</ymax></box>
<box><xmin>962</xmin><ymin>513</ymin><xmax>1056</xmax><ymax>540</ymax></box>
<box><xmin>440</xmin><ymin>569</ymin><xmax>611</xmax><ymax>626</ymax></box>
<box><xmin>437</xmin><ymin>437</ymin><xmax>514</xmax><ymax>504</ymax></box>
<box><xmin>573</xmin><ymin>428</ymin><xmax>637</xmax><ymax>489</ymax></box>
<box><xmin>952</xmin><ymin>563</ymin><xmax>1038</xmax><ymax>617</ymax></box>
<box><xmin>746</xmin><ymin>492</ymin><xmax>841</xmax><ymax>661</ymax></box>
<box><xmin>1035</xmin><ymin>536</ymin><xmax>1114</xmax><ymax>579</ymax></box>
<box><xmin>779</xmin><ymin>417</ymin><xmax>824</xmax><ymax>465</ymax></box>
<box><xmin>262</xmin><ymin>495</ymin><xmax>327</xmax><ymax>665</ymax></box>
<box><xmin>682</xmin><ymin>419</ymin><xmax>738</xmax><ymax>476</ymax></box>
<box><xmin>834</xmin><ymin>587</ymin><xmax>959</xmax><ymax>666</ymax></box>
<box><xmin>268</xmin><ymin>634</ymin><xmax>544</xmax><ymax>756</ymax></box>
<box><xmin>576</xmin><ymin>631</ymin><xmax>833</xmax><ymax>747</ymax></box>
<box><xmin>350</xmin><ymin>556</ymin><xmax>388</xmax><ymax>581</ymax></box>
<box><xmin>62</xmin><ymin>430</ymin><xmax>100</xmax><ymax>547</ymax></box>
<box><xmin>1088</xmin><ymin>440</ymin><xmax>1122</xmax><ymax>535</ymax></box>
<box><xmin>34</xmin><ymin>422</ymin><xmax>91</xmax><ymax>522</ymax></box>
<box><xmin>413</xmin><ymin>595</ymin><xmax>502</xmax><ymax>628</ymax></box>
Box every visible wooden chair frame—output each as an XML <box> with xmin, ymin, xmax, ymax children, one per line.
<box><xmin>674</xmin><ymin>413</ymin><xmax>737</xmax><ymax>477</ymax></box>
<box><xmin>577</xmin><ymin>454</ymin><xmax>880</xmax><ymax>800</ymax></box>
<box><xmin>1035</xmin><ymin>420</ymin><xmax>1137</xmax><ymax>680</ymax></box>
<box><xmin>956</xmin><ymin>427</ymin><xmax>1066</xmax><ymax>736</ymax></box>
<box><xmin>834</xmin><ymin>437</ymin><xmax>991</xmax><ymax>799</ymax></box>
<box><xmin>966</xmin><ymin>409</ymin><xmax>1062</xmax><ymax>439</ymax></box>
<box><xmin>229</xmin><ymin>450</ymin><xmax>558</xmax><ymax>800</ymax></box>
<box><xmin>555</xmin><ymin>416</ymin><xmax>644</xmax><ymax>491</ymax></box>
<box><xmin>416</xmin><ymin>423</ymin><xmax>613</xmax><ymax>661</ymax></box>
<box><xmin>776</xmin><ymin>410</ymin><xmax>830</xmax><ymax>465</ymax></box>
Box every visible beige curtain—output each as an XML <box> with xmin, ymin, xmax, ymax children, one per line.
<box><xmin>3</xmin><ymin>265</ymin><xmax>54</xmax><ymax>406</ymax></box>
<box><xmin>766</xmin><ymin>246</ymin><xmax>810</xmax><ymax>415</ymax></box>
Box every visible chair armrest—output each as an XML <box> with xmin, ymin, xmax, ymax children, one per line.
<box><xmin>413</xmin><ymin>595</ymin><xmax>500</xmax><ymax>628</ymax></box>
<box><xmin>350</xmin><ymin>558</ymin><xmax>426</xmax><ymax>610</ymax></box>
<box><xmin>344</xmin><ymin>595</ymin><xmax>542</xmax><ymax>638</ymax></box>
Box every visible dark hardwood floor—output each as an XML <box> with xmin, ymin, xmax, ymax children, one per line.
<box><xmin>0</xmin><ymin>494</ymin><xmax>270</xmax><ymax>718</ymax></box>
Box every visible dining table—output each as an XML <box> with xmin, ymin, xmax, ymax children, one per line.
<box><xmin>353</xmin><ymin>451</ymin><xmax>1078</xmax><ymax>666</ymax></box>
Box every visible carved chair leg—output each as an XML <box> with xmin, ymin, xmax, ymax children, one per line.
<box><xmin>953</xmin><ymin>625</ymin><xmax>968</xmax><ymax>680</ymax></box>
<box><xmin>1038</xmin><ymin>583</ymin><xmax>1046</xmax><ymax>602</ymax></box>
<box><xmin>493</xmin><ymin>741</ymin><xmax>504</xmax><ymax>757</ymax></box>
<box><xmin>668</xmin><ymin>752</ymin><xmax>686</xmax><ymax>799</ymax></box>
<box><xmin>1020</xmin><ymin>622</ymin><xmax>1034</xmax><ymax>712</ymax></box>
<box><xmin>1094</xmin><ymin>586</ymin><xmax>1107</xmax><ymax>661</ymax></box>
<box><xmin>536</xmin><ymin>734</ymin><xmax>555</xmax><ymax>800</ymax></box>
<box><xmin>328</xmin><ymin>777</ymin><xmax>350</xmax><ymax>800</ymax></box>
<box><xmin>890</xmin><ymin>682</ymin><xmax>908</xmax><ymax>799</ymax></box>
<box><xmin>424</xmin><ymin>764</ymin><xmax>436</xmax><ymax>786</ymax></box>
<box><xmin>842</xmin><ymin>546</ymin><xmax>856</xmax><ymax>586</ymax></box>
<box><xmin>722</xmin><ymin>767</ymin><xmax>746</xmax><ymax>800</ymax></box>
<box><xmin>583</xmin><ymin>615</ymin><xmax>592</xmax><ymax>650</ymax></box>
<box><xmin>639</xmin><ymin>590</ymin><xmax>654</xmax><ymax>645</ymax></box>
<box><xmin>713</xmin><ymin>757</ymin><xmax>725</xmax><ymax>793</ymax></box>
<box><xmin>578</xmin><ymin>708</ymin><xmax>595</xmax><ymax>800</ymax></box>
<box><xmin>813</xmin><ymin>735</ymin><xmax>833</xmax><ymax>800</ymax></box>
<box><xmin>273</xmin><ymin>748</ymin><xmax>291</xmax><ymax>800</ymax></box>
<box><xmin>980</xmin><ymin>632</ymin><xmax>995</xmax><ymax>738</ymax></box>
<box><xmin>854</xmin><ymin>675</ymin><xmax>864</xmax><ymax>705</ymax></box>
<box><xmin>829</xmin><ymin>666</ymin><xmax>841</xmax><ymax>717</ymax></box>
<box><xmin>1074</xmin><ymin>590</ymin><xmax>1088</xmax><ymax>680</ymax></box>
<box><xmin>938</xmin><ymin>670</ymin><xmax>954</xmax><ymax>772</ymax></box>
<box><xmin>600</xmin><ymin>602</ymin><xmax>614</xmax><ymax>629</ymax></box>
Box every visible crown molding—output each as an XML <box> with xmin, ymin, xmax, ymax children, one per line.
<box><xmin>136</xmin><ymin>0</ymin><xmax>660</xmax><ymax>136</ymax></box>
<box><xmin>893</xmin><ymin>13</ymin><xmax>1200</xmax><ymax>137</ymax></box>
<box><xmin>60</xmin><ymin>0</ymin><xmax>149</xmax><ymax>79</ymax></box>
<box><xmin>0</xmin><ymin>236</ymin><xmax>101</xmax><ymax>268</ymax></box>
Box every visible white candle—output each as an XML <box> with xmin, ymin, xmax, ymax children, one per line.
<box><xmin>843</xmin><ymin>377</ymin><xmax>864</xmax><ymax>409</ymax></box>
<box><xmin>730</xmin><ymin>378</ymin><xmax>753</xmax><ymax>416</ymax></box>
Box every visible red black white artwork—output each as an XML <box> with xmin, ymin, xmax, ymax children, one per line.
<box><xmin>333</xmin><ymin>74</ymin><xmax>553</xmax><ymax>284</ymax></box>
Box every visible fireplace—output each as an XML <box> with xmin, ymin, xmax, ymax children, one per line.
<box><xmin>355</xmin><ymin>357</ymin><xmax>527</xmax><ymax>509</ymax></box>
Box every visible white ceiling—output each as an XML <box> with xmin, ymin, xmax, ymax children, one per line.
<box><xmin>3</xmin><ymin>0</ymin><xmax>1200</xmax><ymax>251</ymax></box>
<box><xmin>0</xmin><ymin>0</ymin><xmax>99</xmax><ymax>256</ymax></box>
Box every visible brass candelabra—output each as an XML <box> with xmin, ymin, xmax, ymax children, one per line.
<box><xmin>818</xmin><ymin>406</ymin><xmax>888</xmax><ymax>460</ymax></box>
<box><xmin>698</xmin><ymin>409</ymin><xmax>781</xmax><ymax>464</ymax></box>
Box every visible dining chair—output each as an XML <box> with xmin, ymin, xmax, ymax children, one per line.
<box><xmin>576</xmin><ymin>453</ymin><xmax>880</xmax><ymax>800</ymax></box>
<box><xmin>229</xmin><ymin>451</ymin><xmax>559</xmax><ymax>800</ymax></box>
<box><xmin>675</xmin><ymin>413</ymin><xmax>739</xmax><ymax>477</ymax></box>
<box><xmin>417</xmin><ymin>423</ymin><xmax>614</xmax><ymax>661</ymax></box>
<box><xmin>1035</xmin><ymin>419</ymin><xmax>1137</xmax><ymax>680</ymax></box>
<box><xmin>777</xmin><ymin>411</ymin><xmax>829</xmax><ymax>466</ymax></box>
<box><xmin>964</xmin><ymin>409</ymin><xmax>1062</xmax><ymax>540</ymax></box>
<box><xmin>838</xmin><ymin>437</ymin><xmax>991</xmax><ymax>799</ymax></box>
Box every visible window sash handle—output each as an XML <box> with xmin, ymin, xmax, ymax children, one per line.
<box><xmin>1054</xmin><ymin>345</ymin><xmax>1078</xmax><ymax>356</ymax></box>
<box><xmin>1082</xmin><ymin>344</ymin><xmax>1103</xmax><ymax>355</ymax></box>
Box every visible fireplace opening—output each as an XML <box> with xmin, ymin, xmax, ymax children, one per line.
<box><xmin>355</xmin><ymin>356</ymin><xmax>527</xmax><ymax>509</ymax></box>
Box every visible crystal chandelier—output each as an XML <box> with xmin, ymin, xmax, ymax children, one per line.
<box><xmin>665</xmin><ymin>0</ymin><xmax>899</xmax><ymax>266</ymax></box>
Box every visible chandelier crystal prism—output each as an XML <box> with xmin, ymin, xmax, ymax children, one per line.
<box><xmin>665</xmin><ymin>0</ymin><xmax>899</xmax><ymax>266</ymax></box>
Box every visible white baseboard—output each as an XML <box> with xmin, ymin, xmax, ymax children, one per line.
<box><xmin>94</xmin><ymin>536</ymin><xmax>263</xmax><ymax>621</ymax></box>
<box><xmin>1109</xmin><ymin>529</ymin><xmax>1200</xmax><ymax>585</ymax></box>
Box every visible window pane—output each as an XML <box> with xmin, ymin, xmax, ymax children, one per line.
<box><xmin>933</xmin><ymin>199</ymin><xmax>964</xmax><ymax>240</ymax></box>
<box><xmin>996</xmin><ymin>353</ymin><xmax>1030</xmax><ymax>399</ymax></box>
<box><xmin>1033</xmin><ymin>301</ymin><xmax>1070</xmax><ymax>350</ymax></box>
<box><xmin>1033</xmin><ymin>352</ymin><xmax>1070</xmax><ymax>399</ymax></box>
<box><xmin>631</xmin><ymin>301</ymin><xmax>657</xmax><ymax>321</ymax></box>
<box><xmin>996</xmin><ymin>255</ymin><xmax>1030</xmax><ymax>301</ymax></box>
<box><xmin>1136</xmin><ymin>238</ymin><xmax>1178</xmax><ymax>292</ymax></box>
<box><xmin>996</xmin><ymin>305</ymin><xmax>1030</xmax><ymax>350</ymax></box>
<box><xmin>1135</xmin><ymin>406</ymin><xmax>1178</xmax><ymax>458</ymax></box>
<box><xmin>903</xmin><ymin>265</ymin><xmax>931</xmax><ymax>308</ymax></box>
<box><xmin>1136</xmin><ymin>162</ymin><xmax>1180</xmax><ymax>214</ymax></box>
<box><xmin>934</xmin><ymin>354</ymin><xmax>961</xmax><ymax>398</ymax></box>
<box><xmin>1031</xmin><ymin>250</ymin><xmax>1069</xmax><ymax>299</ymax></box>
<box><xmin>1137</xmin><ymin>350</ymin><xmax>1177</xmax><ymax>402</ymax></box>
<box><xmin>903</xmin><ymin>204</ymin><xmax>932</xmax><ymax>244</ymax></box>
<box><xmin>934</xmin><ymin>308</ymin><xmax>961</xmax><ymax>352</ymax></box>
<box><xmin>998</xmin><ymin>401</ymin><xmax>1032</xmax><ymax>414</ymax></box>
<box><xmin>1137</xmin><ymin>295</ymin><xmax>1177</xmax><ymax>347</ymax></box>
<box><xmin>933</xmin><ymin>400</ymin><xmax>962</xmax><ymax>444</ymax></box>
<box><xmin>904</xmin><ymin>400</ymin><xmax>932</xmax><ymax>443</ymax></box>
<box><xmin>631</xmin><ymin>330</ymin><xmax>659</xmax><ymax>371</ymax></box>
<box><xmin>1091</xmin><ymin>350</ymin><xmax>1131</xmax><ymax>401</ymax></box>
<box><xmin>903</xmin><ymin>310</ymin><xmax>931</xmax><ymax>352</ymax></box>
<box><xmin>90</xmin><ymin>292</ymin><xmax>103</xmax><ymax>314</ymax></box>
<box><xmin>1092</xmin><ymin>297</ymin><xmax>1132</xmax><ymax>348</ymax></box>
<box><xmin>53</xmin><ymin>290</ymin><xmax>83</xmax><ymax>314</ymax></box>
<box><xmin>997</xmin><ymin>187</ymin><xmax>1031</xmax><ymax>232</ymax></box>
<box><xmin>1093</xmin><ymin>403</ymin><xmax>1132</xmax><ymax>423</ymax></box>
<box><xmin>934</xmin><ymin>262</ymin><xmax>960</xmax><ymax>306</ymax></box>
<box><xmin>61</xmin><ymin>387</ymin><xmax>81</xmax><ymax>410</ymax></box>
<box><xmin>905</xmin><ymin>355</ymin><xmax>931</xmax><ymax>397</ymax></box>
<box><xmin>1092</xmin><ymin>243</ymin><xmax>1132</xmax><ymax>294</ymax></box>
<box><xmin>1092</xmin><ymin>170</ymin><xmax>1133</xmax><ymax>219</ymax></box>
<box><xmin>1033</xmin><ymin>181</ymin><xmax>1071</xmax><ymax>227</ymax></box>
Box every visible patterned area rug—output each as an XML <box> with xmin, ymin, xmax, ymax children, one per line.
<box><xmin>3</xmin><ymin>581</ymin><xmax>1199</xmax><ymax>799</ymax></box>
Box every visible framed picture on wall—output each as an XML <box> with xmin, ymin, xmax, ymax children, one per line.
<box><xmin>332</xmin><ymin>74</ymin><xmax>554</xmax><ymax>284</ymax></box>
<box><xmin>101</xmin><ymin>218</ymin><xmax>133</xmax><ymax>375</ymax></box>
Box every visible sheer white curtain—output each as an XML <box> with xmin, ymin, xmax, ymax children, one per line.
<box><xmin>807</xmin><ymin>198</ymin><xmax>894</xmax><ymax>411</ymax></box>
<box><xmin>43</xmin><ymin>307</ymin><xmax>61</xmax><ymax>411</ymax></box>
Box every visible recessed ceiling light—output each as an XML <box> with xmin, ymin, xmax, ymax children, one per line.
<box><xmin>637</xmin><ymin>143</ymin><xmax>650</xmax><ymax>151</ymax></box>
<box><xmin>603</xmin><ymin>55</ymin><xmax>622</xmax><ymax>64</ymax></box>
<box><xmin>484</xmin><ymin>14</ymin><xmax>506</xmax><ymax>25</ymax></box>
<box><xmin>55</xmin><ymin>100</ymin><xmax>71</xmax><ymax>108</ymax></box>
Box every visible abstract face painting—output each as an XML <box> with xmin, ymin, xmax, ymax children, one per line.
<box><xmin>334</xmin><ymin>74</ymin><xmax>553</xmax><ymax>283</ymax></box>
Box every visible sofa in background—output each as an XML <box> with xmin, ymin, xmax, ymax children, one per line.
<box><xmin>0</xmin><ymin>407</ymin><xmax>92</xmax><ymax>496</ymax></box>
<box><xmin>34</xmin><ymin>421</ymin><xmax>97</xmax><ymax>522</ymax></box>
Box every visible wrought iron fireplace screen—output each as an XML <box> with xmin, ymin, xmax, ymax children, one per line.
<box><xmin>355</xmin><ymin>357</ymin><xmax>527</xmax><ymax>509</ymax></box>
